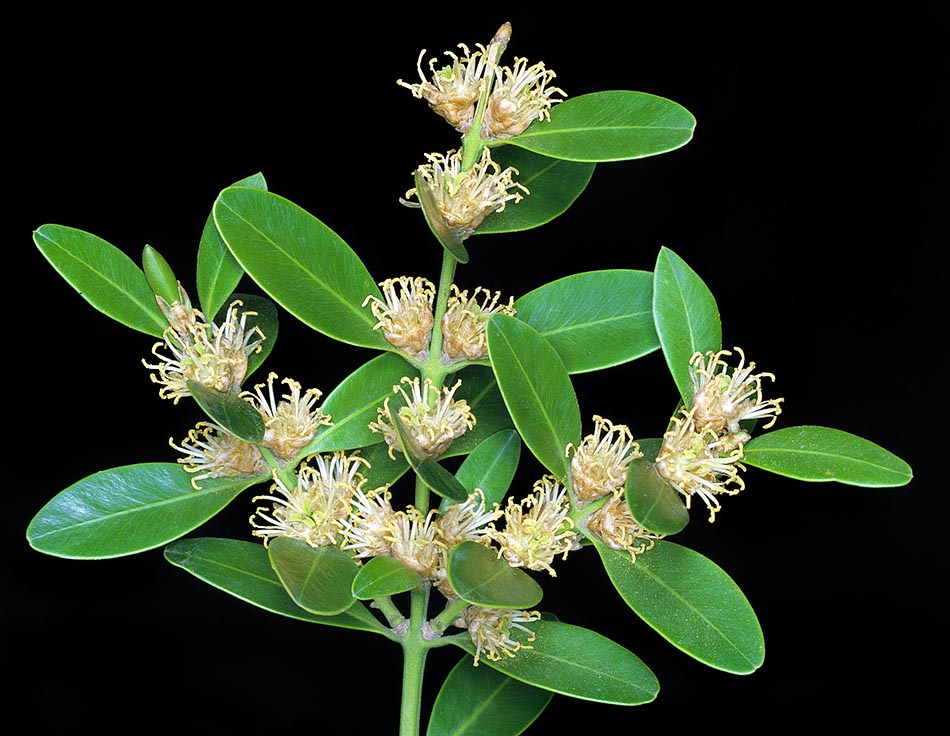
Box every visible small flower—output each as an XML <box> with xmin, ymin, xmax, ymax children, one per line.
<box><xmin>432</xmin><ymin>490</ymin><xmax>502</xmax><ymax>598</ymax></box>
<box><xmin>654</xmin><ymin>409</ymin><xmax>747</xmax><ymax>522</ymax></box>
<box><xmin>585</xmin><ymin>490</ymin><xmax>663</xmax><ymax>562</ymax></box>
<box><xmin>143</xmin><ymin>298</ymin><xmax>265</xmax><ymax>403</ymax></box>
<box><xmin>441</xmin><ymin>285</ymin><xmax>516</xmax><ymax>363</ymax></box>
<box><xmin>169</xmin><ymin>421</ymin><xmax>268</xmax><ymax>489</ymax></box>
<box><xmin>481</xmin><ymin>56</ymin><xmax>566</xmax><ymax>140</ymax></box>
<box><xmin>249</xmin><ymin>452</ymin><xmax>370</xmax><ymax>547</ymax></box>
<box><xmin>369</xmin><ymin>377</ymin><xmax>475</xmax><ymax>460</ymax></box>
<box><xmin>689</xmin><ymin>347</ymin><xmax>784</xmax><ymax>435</ymax></box>
<box><xmin>155</xmin><ymin>282</ymin><xmax>202</xmax><ymax>337</ymax></box>
<box><xmin>387</xmin><ymin>506</ymin><xmax>443</xmax><ymax>579</ymax></box>
<box><xmin>362</xmin><ymin>276</ymin><xmax>436</xmax><ymax>360</ymax></box>
<box><xmin>241</xmin><ymin>372</ymin><xmax>331</xmax><ymax>462</ymax></box>
<box><xmin>339</xmin><ymin>487</ymin><xmax>399</xmax><ymax>559</ymax></box>
<box><xmin>403</xmin><ymin>148</ymin><xmax>529</xmax><ymax>241</ymax></box>
<box><xmin>396</xmin><ymin>43</ymin><xmax>491</xmax><ymax>132</ymax></box>
<box><xmin>566</xmin><ymin>415</ymin><xmax>642</xmax><ymax>504</ymax></box>
<box><xmin>455</xmin><ymin>605</ymin><xmax>541</xmax><ymax>666</ymax></box>
<box><xmin>485</xmin><ymin>475</ymin><xmax>578</xmax><ymax>576</ymax></box>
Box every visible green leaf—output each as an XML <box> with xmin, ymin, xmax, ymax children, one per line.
<box><xmin>413</xmin><ymin>168</ymin><xmax>469</xmax><ymax>263</ymax></box>
<box><xmin>164</xmin><ymin>537</ymin><xmax>387</xmax><ymax>634</ymax></box>
<box><xmin>505</xmin><ymin>91</ymin><xmax>696</xmax><ymax>163</ymax></box>
<box><xmin>441</xmin><ymin>366</ymin><xmax>515</xmax><ymax>457</ymax></box>
<box><xmin>34</xmin><ymin>224</ymin><xmax>167</xmax><ymax>337</ymax></box>
<box><xmin>593</xmin><ymin>538</ymin><xmax>765</xmax><ymax>674</ymax></box>
<box><xmin>477</xmin><ymin>148</ymin><xmax>595</xmax><ymax>234</ymax></box>
<box><xmin>427</xmin><ymin>656</ymin><xmax>552</xmax><ymax>736</ymax></box>
<box><xmin>267</xmin><ymin>537</ymin><xmax>358</xmax><ymax>615</ymax></box>
<box><xmin>27</xmin><ymin>463</ymin><xmax>260</xmax><ymax>559</ymax></box>
<box><xmin>486</xmin><ymin>314</ymin><xmax>580</xmax><ymax>478</ymax></box>
<box><xmin>515</xmin><ymin>270</ymin><xmax>658</xmax><ymax>373</ymax></box>
<box><xmin>390</xmin><ymin>410</ymin><xmax>469</xmax><ymax>502</ymax></box>
<box><xmin>453</xmin><ymin>619</ymin><xmax>658</xmax><ymax>705</ymax></box>
<box><xmin>743</xmin><ymin>425</ymin><xmax>913</xmax><ymax>487</ymax></box>
<box><xmin>624</xmin><ymin>457</ymin><xmax>689</xmax><ymax>535</ymax></box>
<box><xmin>653</xmin><ymin>247</ymin><xmax>722</xmax><ymax>403</ymax></box>
<box><xmin>351</xmin><ymin>555</ymin><xmax>423</xmax><ymax>600</ymax></box>
<box><xmin>447</xmin><ymin>541</ymin><xmax>543</xmax><ymax>609</ymax></box>
<box><xmin>213</xmin><ymin>186</ymin><xmax>390</xmax><ymax>349</ymax></box>
<box><xmin>197</xmin><ymin>173</ymin><xmax>267</xmax><ymax>318</ymax></box>
<box><xmin>309</xmin><ymin>352</ymin><xmax>412</xmax><ymax>453</ymax></box>
<box><xmin>186</xmin><ymin>380</ymin><xmax>265</xmax><ymax>443</ymax></box>
<box><xmin>212</xmin><ymin>292</ymin><xmax>279</xmax><ymax>380</ymax></box>
<box><xmin>453</xmin><ymin>429</ymin><xmax>521</xmax><ymax>510</ymax></box>
<box><xmin>354</xmin><ymin>441</ymin><xmax>411</xmax><ymax>489</ymax></box>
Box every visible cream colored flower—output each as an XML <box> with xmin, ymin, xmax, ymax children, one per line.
<box><xmin>362</xmin><ymin>276</ymin><xmax>436</xmax><ymax>359</ymax></box>
<box><xmin>481</xmin><ymin>56</ymin><xmax>566</xmax><ymax>140</ymax></box>
<box><xmin>339</xmin><ymin>487</ymin><xmax>399</xmax><ymax>559</ymax></box>
<box><xmin>241</xmin><ymin>372</ymin><xmax>331</xmax><ymax>462</ymax></box>
<box><xmin>397</xmin><ymin>43</ymin><xmax>490</xmax><ymax>132</ymax></box>
<box><xmin>441</xmin><ymin>285</ymin><xmax>516</xmax><ymax>363</ymax></box>
<box><xmin>387</xmin><ymin>506</ymin><xmax>443</xmax><ymax>579</ymax></box>
<box><xmin>567</xmin><ymin>415</ymin><xmax>642</xmax><ymax>504</ymax></box>
<box><xmin>432</xmin><ymin>490</ymin><xmax>502</xmax><ymax>598</ymax></box>
<box><xmin>455</xmin><ymin>605</ymin><xmax>541</xmax><ymax>666</ymax></box>
<box><xmin>169</xmin><ymin>421</ymin><xmax>268</xmax><ymax>489</ymax></box>
<box><xmin>585</xmin><ymin>491</ymin><xmax>663</xmax><ymax>562</ymax></box>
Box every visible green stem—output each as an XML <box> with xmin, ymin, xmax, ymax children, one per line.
<box><xmin>399</xmin><ymin>585</ymin><xmax>432</xmax><ymax>736</ymax></box>
<box><xmin>422</xmin><ymin>248</ymin><xmax>459</xmax><ymax>390</ymax></box>
<box><xmin>460</xmin><ymin>22</ymin><xmax>511</xmax><ymax>170</ymax></box>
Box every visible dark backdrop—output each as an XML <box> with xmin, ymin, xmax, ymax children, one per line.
<box><xmin>9</xmin><ymin>3</ymin><xmax>944</xmax><ymax>732</ymax></box>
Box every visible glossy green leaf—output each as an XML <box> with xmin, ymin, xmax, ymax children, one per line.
<box><xmin>624</xmin><ymin>457</ymin><xmax>689</xmax><ymax>535</ymax></box>
<box><xmin>197</xmin><ymin>173</ymin><xmax>267</xmax><ymax>318</ymax></box>
<box><xmin>506</xmin><ymin>91</ymin><xmax>695</xmax><ymax>162</ymax></box>
<box><xmin>743</xmin><ymin>425</ymin><xmax>913</xmax><ymax>487</ymax></box>
<box><xmin>453</xmin><ymin>619</ymin><xmax>658</xmax><ymax>705</ymax></box>
<box><xmin>453</xmin><ymin>430</ymin><xmax>521</xmax><ymax>510</ymax></box>
<box><xmin>186</xmin><ymin>380</ymin><xmax>265</xmax><ymax>443</ymax></box>
<box><xmin>351</xmin><ymin>555</ymin><xmax>423</xmax><ymax>600</ymax></box>
<box><xmin>142</xmin><ymin>244</ymin><xmax>179</xmax><ymax>306</ymax></box>
<box><xmin>593</xmin><ymin>538</ymin><xmax>764</xmax><ymax>674</ymax></box>
<box><xmin>477</xmin><ymin>148</ymin><xmax>595</xmax><ymax>234</ymax></box>
<box><xmin>427</xmin><ymin>655</ymin><xmax>552</xmax><ymax>736</ymax></box>
<box><xmin>34</xmin><ymin>224</ymin><xmax>167</xmax><ymax>337</ymax></box>
<box><xmin>309</xmin><ymin>352</ymin><xmax>413</xmax><ymax>454</ymax></box>
<box><xmin>486</xmin><ymin>314</ymin><xmax>580</xmax><ymax>478</ymax></box>
<box><xmin>354</xmin><ymin>441</ymin><xmax>411</xmax><ymax>489</ymax></box>
<box><xmin>390</xmin><ymin>410</ymin><xmax>469</xmax><ymax>502</ymax></box>
<box><xmin>213</xmin><ymin>186</ymin><xmax>390</xmax><ymax>349</ymax></box>
<box><xmin>442</xmin><ymin>366</ymin><xmax>515</xmax><ymax>457</ymax></box>
<box><xmin>164</xmin><ymin>537</ymin><xmax>387</xmax><ymax>634</ymax></box>
<box><xmin>212</xmin><ymin>292</ymin><xmax>279</xmax><ymax>380</ymax></box>
<box><xmin>414</xmin><ymin>168</ymin><xmax>469</xmax><ymax>263</ymax></box>
<box><xmin>447</xmin><ymin>541</ymin><xmax>543</xmax><ymax>609</ymax></box>
<box><xmin>653</xmin><ymin>247</ymin><xmax>722</xmax><ymax>403</ymax></box>
<box><xmin>515</xmin><ymin>270</ymin><xmax>659</xmax><ymax>373</ymax></box>
<box><xmin>27</xmin><ymin>464</ymin><xmax>260</xmax><ymax>559</ymax></box>
<box><xmin>267</xmin><ymin>537</ymin><xmax>358</xmax><ymax>615</ymax></box>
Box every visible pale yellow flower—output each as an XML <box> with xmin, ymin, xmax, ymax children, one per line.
<box><xmin>169</xmin><ymin>421</ymin><xmax>268</xmax><ymax>489</ymax></box>
<box><xmin>456</xmin><ymin>605</ymin><xmax>541</xmax><ymax>666</ymax></box>
<box><xmin>567</xmin><ymin>415</ymin><xmax>642</xmax><ymax>504</ymax></box>
<box><xmin>362</xmin><ymin>276</ymin><xmax>436</xmax><ymax>359</ymax></box>
<box><xmin>481</xmin><ymin>56</ymin><xmax>566</xmax><ymax>140</ymax></box>
<box><xmin>441</xmin><ymin>285</ymin><xmax>516</xmax><ymax>363</ymax></box>
<box><xmin>339</xmin><ymin>487</ymin><xmax>399</xmax><ymax>559</ymax></box>
<box><xmin>241</xmin><ymin>372</ymin><xmax>331</xmax><ymax>462</ymax></box>
<box><xmin>585</xmin><ymin>490</ymin><xmax>663</xmax><ymax>562</ymax></box>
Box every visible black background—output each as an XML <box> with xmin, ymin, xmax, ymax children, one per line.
<box><xmin>9</xmin><ymin>3</ymin><xmax>945</xmax><ymax>732</ymax></box>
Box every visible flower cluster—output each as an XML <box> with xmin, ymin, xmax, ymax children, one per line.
<box><xmin>655</xmin><ymin>347</ymin><xmax>784</xmax><ymax>521</ymax></box>
<box><xmin>441</xmin><ymin>285</ymin><xmax>517</xmax><ymax>363</ymax></box>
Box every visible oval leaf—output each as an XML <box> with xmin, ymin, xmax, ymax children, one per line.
<box><xmin>309</xmin><ymin>352</ymin><xmax>413</xmax><ymax>453</ymax></box>
<box><xmin>508</xmin><ymin>90</ymin><xmax>696</xmax><ymax>162</ymax></box>
<box><xmin>593</xmin><ymin>538</ymin><xmax>764</xmax><ymax>674</ymax></box>
<box><xmin>624</xmin><ymin>457</ymin><xmax>690</xmax><ymax>535</ymax></box>
<box><xmin>164</xmin><ymin>537</ymin><xmax>387</xmax><ymax>634</ymax></box>
<box><xmin>477</xmin><ymin>148</ymin><xmax>595</xmax><ymax>234</ymax></box>
<box><xmin>743</xmin><ymin>425</ymin><xmax>913</xmax><ymax>487</ymax></box>
<box><xmin>486</xmin><ymin>314</ymin><xmax>580</xmax><ymax>478</ymax></box>
<box><xmin>453</xmin><ymin>429</ymin><xmax>522</xmax><ymax>510</ymax></box>
<box><xmin>213</xmin><ymin>186</ymin><xmax>390</xmax><ymax>349</ymax></box>
<box><xmin>653</xmin><ymin>246</ymin><xmax>722</xmax><ymax>403</ymax></box>
<box><xmin>515</xmin><ymin>270</ymin><xmax>659</xmax><ymax>373</ymax></box>
<box><xmin>197</xmin><ymin>172</ymin><xmax>267</xmax><ymax>318</ymax></box>
<box><xmin>186</xmin><ymin>380</ymin><xmax>265</xmax><ymax>443</ymax></box>
<box><xmin>454</xmin><ymin>619</ymin><xmax>658</xmax><ymax>705</ymax></box>
<box><xmin>142</xmin><ymin>244</ymin><xmax>180</xmax><ymax>306</ymax></box>
<box><xmin>448</xmin><ymin>541</ymin><xmax>543</xmax><ymax>609</ymax></box>
<box><xmin>267</xmin><ymin>537</ymin><xmax>358</xmax><ymax>615</ymax></box>
<box><xmin>34</xmin><ymin>224</ymin><xmax>167</xmax><ymax>337</ymax></box>
<box><xmin>427</xmin><ymin>655</ymin><xmax>552</xmax><ymax>736</ymax></box>
<box><xmin>351</xmin><ymin>555</ymin><xmax>423</xmax><ymax>600</ymax></box>
<box><xmin>27</xmin><ymin>463</ymin><xmax>259</xmax><ymax>559</ymax></box>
